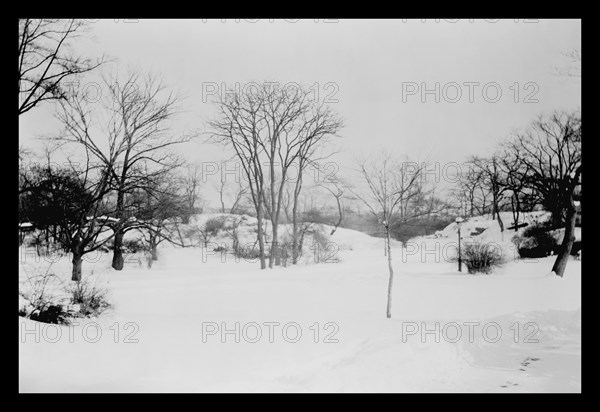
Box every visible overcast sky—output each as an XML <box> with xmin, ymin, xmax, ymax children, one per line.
<box><xmin>19</xmin><ymin>19</ymin><xmax>581</xmax><ymax>189</ymax></box>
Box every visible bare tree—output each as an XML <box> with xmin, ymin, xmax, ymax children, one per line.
<box><xmin>213</xmin><ymin>174</ymin><xmax>250</xmax><ymax>215</ymax></box>
<box><xmin>209</xmin><ymin>93</ymin><xmax>268</xmax><ymax>268</ymax></box>
<box><xmin>133</xmin><ymin>175</ymin><xmax>192</xmax><ymax>264</ymax></box>
<box><xmin>453</xmin><ymin>162</ymin><xmax>485</xmax><ymax>217</ymax></box>
<box><xmin>181</xmin><ymin>163</ymin><xmax>202</xmax><ymax>222</ymax></box>
<box><xmin>350</xmin><ymin>153</ymin><xmax>426</xmax><ymax>318</ymax></box>
<box><xmin>18</xmin><ymin>19</ymin><xmax>105</xmax><ymax>115</ymax></box>
<box><xmin>261</xmin><ymin>86</ymin><xmax>342</xmax><ymax>268</ymax></box>
<box><xmin>289</xmin><ymin>152</ymin><xmax>341</xmax><ymax>264</ymax></box>
<box><xmin>506</xmin><ymin>110</ymin><xmax>581</xmax><ymax>277</ymax></box>
<box><xmin>216</xmin><ymin>177</ymin><xmax>227</xmax><ymax>213</ymax></box>
<box><xmin>554</xmin><ymin>48</ymin><xmax>581</xmax><ymax>78</ymax></box>
<box><xmin>497</xmin><ymin>146</ymin><xmax>537</xmax><ymax>231</ymax></box>
<box><xmin>22</xmin><ymin>154</ymin><xmax>117</xmax><ymax>280</ymax></box>
<box><xmin>209</xmin><ymin>83</ymin><xmax>342</xmax><ymax>269</ymax></box>
<box><xmin>229</xmin><ymin>181</ymin><xmax>249</xmax><ymax>214</ymax></box>
<box><xmin>55</xmin><ymin>68</ymin><xmax>188</xmax><ymax>270</ymax></box>
<box><xmin>313</xmin><ymin>176</ymin><xmax>347</xmax><ymax>237</ymax></box>
<box><xmin>471</xmin><ymin>155</ymin><xmax>509</xmax><ymax>238</ymax></box>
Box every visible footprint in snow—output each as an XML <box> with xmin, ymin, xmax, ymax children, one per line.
<box><xmin>521</xmin><ymin>356</ymin><xmax>541</xmax><ymax>367</ymax></box>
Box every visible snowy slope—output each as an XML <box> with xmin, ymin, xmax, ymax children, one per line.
<box><xmin>19</xmin><ymin>213</ymin><xmax>581</xmax><ymax>392</ymax></box>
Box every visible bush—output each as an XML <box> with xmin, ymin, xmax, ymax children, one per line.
<box><xmin>20</xmin><ymin>264</ymin><xmax>64</xmax><ymax>318</ymax></box>
<box><xmin>20</xmin><ymin>263</ymin><xmax>112</xmax><ymax>323</ymax></box>
<box><xmin>67</xmin><ymin>279</ymin><xmax>112</xmax><ymax>317</ymax></box>
<box><xmin>522</xmin><ymin>221</ymin><xmax>552</xmax><ymax>237</ymax></box>
<box><xmin>30</xmin><ymin>304</ymin><xmax>70</xmax><ymax>324</ymax></box>
<box><xmin>204</xmin><ymin>217</ymin><xmax>227</xmax><ymax>236</ymax></box>
<box><xmin>122</xmin><ymin>238</ymin><xmax>146</xmax><ymax>253</ymax></box>
<box><xmin>516</xmin><ymin>223</ymin><xmax>560</xmax><ymax>258</ymax></box>
<box><xmin>235</xmin><ymin>244</ymin><xmax>262</xmax><ymax>260</ymax></box>
<box><xmin>213</xmin><ymin>245</ymin><xmax>228</xmax><ymax>253</ymax></box>
<box><xmin>461</xmin><ymin>242</ymin><xmax>503</xmax><ymax>274</ymax></box>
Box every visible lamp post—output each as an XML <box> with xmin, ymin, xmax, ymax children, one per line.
<box><xmin>455</xmin><ymin>217</ymin><xmax>464</xmax><ymax>272</ymax></box>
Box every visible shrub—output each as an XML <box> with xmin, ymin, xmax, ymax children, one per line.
<box><xmin>522</xmin><ymin>221</ymin><xmax>552</xmax><ymax>237</ymax></box>
<box><xmin>30</xmin><ymin>304</ymin><xmax>69</xmax><ymax>324</ymax></box>
<box><xmin>235</xmin><ymin>244</ymin><xmax>262</xmax><ymax>260</ymax></box>
<box><xmin>19</xmin><ymin>294</ymin><xmax>34</xmax><ymax>317</ymax></box>
<box><xmin>204</xmin><ymin>217</ymin><xmax>227</xmax><ymax>236</ymax></box>
<box><xmin>213</xmin><ymin>245</ymin><xmax>228</xmax><ymax>253</ymax></box>
<box><xmin>67</xmin><ymin>279</ymin><xmax>112</xmax><ymax>317</ymax></box>
<box><xmin>279</xmin><ymin>240</ymin><xmax>291</xmax><ymax>267</ymax></box>
<box><xmin>122</xmin><ymin>238</ymin><xmax>146</xmax><ymax>253</ymax></box>
<box><xmin>20</xmin><ymin>264</ymin><xmax>63</xmax><ymax>317</ymax></box>
<box><xmin>20</xmin><ymin>264</ymin><xmax>71</xmax><ymax>323</ymax></box>
<box><xmin>461</xmin><ymin>242</ymin><xmax>503</xmax><ymax>274</ymax></box>
<box><xmin>516</xmin><ymin>222</ymin><xmax>560</xmax><ymax>258</ymax></box>
<box><xmin>20</xmin><ymin>263</ymin><xmax>112</xmax><ymax>323</ymax></box>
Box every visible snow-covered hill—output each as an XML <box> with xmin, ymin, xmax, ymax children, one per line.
<box><xmin>19</xmin><ymin>212</ymin><xmax>581</xmax><ymax>392</ymax></box>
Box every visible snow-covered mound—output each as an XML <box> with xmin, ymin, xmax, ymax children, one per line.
<box><xmin>428</xmin><ymin>211</ymin><xmax>580</xmax><ymax>256</ymax></box>
<box><xmin>172</xmin><ymin>213</ymin><xmax>384</xmax><ymax>259</ymax></box>
<box><xmin>438</xmin><ymin>211</ymin><xmax>549</xmax><ymax>240</ymax></box>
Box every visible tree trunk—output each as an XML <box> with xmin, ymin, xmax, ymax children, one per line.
<box><xmin>482</xmin><ymin>194</ymin><xmax>487</xmax><ymax>217</ymax></box>
<box><xmin>112</xmin><ymin>230</ymin><xmax>125</xmax><ymax>270</ymax></box>
<box><xmin>383</xmin><ymin>235</ymin><xmax>387</xmax><ymax>257</ymax></box>
<box><xmin>232</xmin><ymin>227</ymin><xmax>240</xmax><ymax>255</ymax></box>
<box><xmin>271</xmin><ymin>221</ymin><xmax>280</xmax><ymax>267</ymax></box>
<box><xmin>511</xmin><ymin>194</ymin><xmax>520</xmax><ymax>232</ymax></box>
<box><xmin>291</xmin><ymin>172</ymin><xmax>303</xmax><ymax>265</ymax></box>
<box><xmin>268</xmin><ymin>225</ymin><xmax>274</xmax><ymax>268</ymax></box>
<box><xmin>515</xmin><ymin>194</ymin><xmax>520</xmax><ymax>230</ymax></box>
<box><xmin>469</xmin><ymin>196</ymin><xmax>474</xmax><ymax>217</ymax></box>
<box><xmin>72</xmin><ymin>251</ymin><xmax>83</xmax><ymax>281</ymax></box>
<box><xmin>220</xmin><ymin>187</ymin><xmax>225</xmax><ymax>213</ymax></box>
<box><xmin>330</xmin><ymin>194</ymin><xmax>343</xmax><ymax>236</ymax></box>
<box><xmin>112</xmin><ymin>188</ymin><xmax>126</xmax><ymax>270</ymax></box>
<box><xmin>298</xmin><ymin>226</ymin><xmax>307</xmax><ymax>259</ymax></box>
<box><xmin>292</xmin><ymin>211</ymin><xmax>299</xmax><ymax>265</ymax></box>
<box><xmin>256</xmin><ymin>206</ymin><xmax>266</xmax><ymax>269</ymax></box>
<box><xmin>551</xmin><ymin>198</ymin><xmax>577</xmax><ymax>277</ymax></box>
<box><xmin>385</xmin><ymin>226</ymin><xmax>394</xmax><ymax>318</ymax></box>
<box><xmin>496</xmin><ymin>205</ymin><xmax>504</xmax><ymax>240</ymax></box>
<box><xmin>550</xmin><ymin>206</ymin><xmax>564</xmax><ymax>229</ymax></box>
<box><xmin>150</xmin><ymin>235</ymin><xmax>158</xmax><ymax>261</ymax></box>
<box><xmin>268</xmin><ymin>156</ymin><xmax>277</xmax><ymax>269</ymax></box>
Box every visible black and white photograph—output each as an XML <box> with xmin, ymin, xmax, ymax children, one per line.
<box><xmin>18</xmin><ymin>18</ymin><xmax>581</xmax><ymax>393</ymax></box>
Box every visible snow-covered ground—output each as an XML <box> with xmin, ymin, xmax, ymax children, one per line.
<box><xmin>18</xmin><ymin>213</ymin><xmax>581</xmax><ymax>392</ymax></box>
